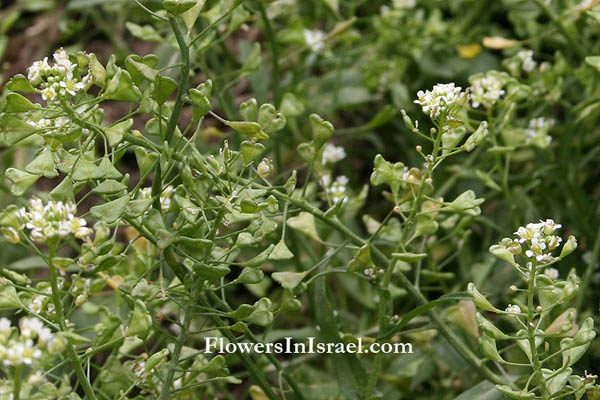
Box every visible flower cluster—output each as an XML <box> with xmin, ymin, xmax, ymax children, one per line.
<box><xmin>322</xmin><ymin>143</ymin><xmax>346</xmax><ymax>164</ymax></box>
<box><xmin>525</xmin><ymin>117</ymin><xmax>554</xmax><ymax>148</ymax></box>
<box><xmin>321</xmin><ymin>174</ymin><xmax>349</xmax><ymax>204</ymax></box>
<box><xmin>26</xmin><ymin>116</ymin><xmax>72</xmax><ymax>138</ymax></box>
<box><xmin>414</xmin><ymin>83</ymin><xmax>466</xmax><ymax>119</ymax></box>
<box><xmin>1</xmin><ymin>198</ymin><xmax>93</xmax><ymax>245</ymax></box>
<box><xmin>27</xmin><ymin>48</ymin><xmax>91</xmax><ymax>102</ymax></box>
<box><xmin>490</xmin><ymin>219</ymin><xmax>577</xmax><ymax>269</ymax></box>
<box><xmin>0</xmin><ymin>317</ymin><xmax>60</xmax><ymax>368</ymax></box>
<box><xmin>469</xmin><ymin>72</ymin><xmax>507</xmax><ymax>108</ymax></box>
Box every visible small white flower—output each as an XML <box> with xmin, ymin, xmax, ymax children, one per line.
<box><xmin>303</xmin><ymin>29</ymin><xmax>326</xmax><ymax>52</ymax></box>
<box><xmin>545</xmin><ymin>267</ymin><xmax>559</xmax><ymax>280</ymax></box>
<box><xmin>517</xmin><ymin>50</ymin><xmax>537</xmax><ymax>72</ymax></box>
<box><xmin>322</xmin><ymin>144</ymin><xmax>347</xmax><ymax>164</ymax></box>
<box><xmin>505</xmin><ymin>304</ymin><xmax>521</xmax><ymax>315</ymax></box>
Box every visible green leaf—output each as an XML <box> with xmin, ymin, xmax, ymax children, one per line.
<box><xmin>105</xmin><ymin>68</ymin><xmax>142</xmax><ymax>103</ymax></box>
<box><xmin>370</xmin><ymin>154</ymin><xmax>405</xmax><ymax>199</ymax></box>
<box><xmin>125</xmin><ymin>22</ymin><xmax>163</xmax><ymax>42</ymax></box>
<box><xmin>310</xmin><ymin>113</ymin><xmax>334</xmax><ymax>149</ymax></box>
<box><xmin>135</xmin><ymin>147</ymin><xmax>158</xmax><ymax>177</ymax></box>
<box><xmin>225</xmin><ymin>121</ymin><xmax>269</xmax><ymax>140</ymax></box>
<box><xmin>98</xmin><ymin>157</ymin><xmax>123</xmax><ymax>179</ymax></box>
<box><xmin>3</xmin><ymin>92</ymin><xmax>37</xmax><ymax>112</ymax></box>
<box><xmin>0</xmin><ymin>114</ymin><xmax>37</xmax><ymax>145</ymax></box>
<box><xmin>0</xmin><ymin>286</ymin><xmax>23</xmax><ymax>310</ymax></box>
<box><xmin>154</xmin><ymin>75</ymin><xmax>177</xmax><ymax>106</ymax></box>
<box><xmin>347</xmin><ymin>244</ymin><xmax>375</xmax><ymax>273</ymax></box>
<box><xmin>125</xmin><ymin>199</ymin><xmax>153</xmax><ymax>218</ymax></box>
<box><xmin>182</xmin><ymin>0</ymin><xmax>207</xmax><ymax>33</ymax></box>
<box><xmin>5</xmin><ymin>168</ymin><xmax>40</xmax><ymax>196</ymax></box>
<box><xmin>391</xmin><ymin>252</ymin><xmax>428</xmax><ymax>263</ymax></box>
<box><xmin>72</xmin><ymin>159</ymin><xmax>104</xmax><ymax>181</ymax></box>
<box><xmin>50</xmin><ymin>177</ymin><xmax>74</xmax><ymax>202</ymax></box>
<box><xmin>162</xmin><ymin>0</ymin><xmax>196</xmax><ymax>15</ymax></box>
<box><xmin>25</xmin><ymin>148</ymin><xmax>57</xmax><ymax>178</ymax></box>
<box><xmin>467</xmin><ymin>282</ymin><xmax>500</xmax><ymax>313</ymax></box>
<box><xmin>240</xmin><ymin>141</ymin><xmax>265</xmax><ymax>164</ymax></box>
<box><xmin>258</xmin><ymin>104</ymin><xmax>286</xmax><ymax>134</ymax></box>
<box><xmin>272</xmin><ymin>271</ymin><xmax>306</xmax><ymax>290</ymax></box>
<box><xmin>105</xmin><ymin>119</ymin><xmax>133</xmax><ymax>147</ymax></box>
<box><xmin>585</xmin><ymin>56</ymin><xmax>600</xmax><ymax>72</ymax></box>
<box><xmin>240</xmin><ymin>98</ymin><xmax>258</xmax><ymax>121</ymax></box>
<box><xmin>269</xmin><ymin>240</ymin><xmax>294</xmax><ymax>260</ymax></box>
<box><xmin>5</xmin><ymin>74</ymin><xmax>36</xmax><ymax>92</ymax></box>
<box><xmin>280</xmin><ymin>93</ymin><xmax>305</xmax><ymax>117</ymax></box>
<box><xmin>92</xmin><ymin>179</ymin><xmax>128</xmax><ymax>195</ymax></box>
<box><xmin>125</xmin><ymin>55</ymin><xmax>159</xmax><ymax>86</ymax></box>
<box><xmin>90</xmin><ymin>195</ymin><xmax>129</xmax><ymax>224</ymax></box>
<box><xmin>286</xmin><ymin>212</ymin><xmax>320</xmax><ymax>241</ymax></box>
<box><xmin>235</xmin><ymin>268</ymin><xmax>264</xmax><ymax>284</ymax></box>
<box><xmin>189</xmin><ymin>88</ymin><xmax>211</xmax><ymax>120</ymax></box>
<box><xmin>479</xmin><ymin>333</ymin><xmax>505</xmax><ymax>363</ymax></box>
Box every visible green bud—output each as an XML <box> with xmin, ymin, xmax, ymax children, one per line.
<box><xmin>489</xmin><ymin>244</ymin><xmax>516</xmax><ymax>266</ymax></box>
<box><xmin>559</xmin><ymin>235</ymin><xmax>577</xmax><ymax>259</ymax></box>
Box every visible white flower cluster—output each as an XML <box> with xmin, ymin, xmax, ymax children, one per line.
<box><xmin>525</xmin><ymin>117</ymin><xmax>554</xmax><ymax>148</ymax></box>
<box><xmin>517</xmin><ymin>50</ymin><xmax>537</xmax><ymax>73</ymax></box>
<box><xmin>26</xmin><ymin>115</ymin><xmax>72</xmax><ymax>137</ymax></box>
<box><xmin>29</xmin><ymin>288</ymin><xmax>54</xmax><ymax>315</ymax></box>
<box><xmin>321</xmin><ymin>175</ymin><xmax>349</xmax><ymax>204</ymax></box>
<box><xmin>322</xmin><ymin>143</ymin><xmax>347</xmax><ymax>164</ymax></box>
<box><xmin>469</xmin><ymin>73</ymin><xmax>506</xmax><ymax>108</ymax></box>
<box><xmin>414</xmin><ymin>83</ymin><xmax>466</xmax><ymax>119</ymax></box>
<box><xmin>138</xmin><ymin>186</ymin><xmax>175</xmax><ymax>212</ymax></box>
<box><xmin>1</xmin><ymin>198</ymin><xmax>92</xmax><ymax>245</ymax></box>
<box><xmin>303</xmin><ymin>29</ymin><xmax>326</xmax><ymax>53</ymax></box>
<box><xmin>27</xmin><ymin>48</ymin><xmax>91</xmax><ymax>102</ymax></box>
<box><xmin>0</xmin><ymin>317</ymin><xmax>57</xmax><ymax>367</ymax></box>
<box><xmin>513</xmin><ymin>219</ymin><xmax>563</xmax><ymax>263</ymax></box>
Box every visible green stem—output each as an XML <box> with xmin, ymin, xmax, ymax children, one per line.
<box><xmin>258</xmin><ymin>3</ymin><xmax>281</xmax><ymax>105</ymax></box>
<box><xmin>13</xmin><ymin>365</ymin><xmax>22</xmax><ymax>400</ymax></box>
<box><xmin>576</xmin><ymin>222</ymin><xmax>600</xmax><ymax>310</ymax></box>
<box><xmin>165</xmin><ymin>16</ymin><xmax>190</xmax><ymax>144</ymax></box>
<box><xmin>47</xmin><ymin>248</ymin><xmax>98</xmax><ymax>400</ymax></box>
<box><xmin>158</xmin><ymin>283</ymin><xmax>199</xmax><ymax>400</ymax></box>
<box><xmin>527</xmin><ymin>262</ymin><xmax>550</xmax><ymax>399</ymax></box>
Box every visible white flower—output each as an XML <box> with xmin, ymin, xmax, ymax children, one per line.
<box><xmin>545</xmin><ymin>267</ymin><xmax>559</xmax><ymax>279</ymax></box>
<box><xmin>525</xmin><ymin>118</ymin><xmax>554</xmax><ymax>148</ymax></box>
<box><xmin>322</xmin><ymin>144</ymin><xmax>347</xmax><ymax>164</ymax></box>
<box><xmin>322</xmin><ymin>175</ymin><xmax>349</xmax><ymax>204</ymax></box>
<box><xmin>303</xmin><ymin>29</ymin><xmax>326</xmax><ymax>52</ymax></box>
<box><xmin>414</xmin><ymin>83</ymin><xmax>466</xmax><ymax>119</ymax></box>
<box><xmin>517</xmin><ymin>50</ymin><xmax>537</xmax><ymax>72</ymax></box>
<box><xmin>505</xmin><ymin>304</ymin><xmax>521</xmax><ymax>315</ymax></box>
<box><xmin>469</xmin><ymin>72</ymin><xmax>506</xmax><ymax>108</ymax></box>
<box><xmin>41</xmin><ymin>86</ymin><xmax>57</xmax><ymax>102</ymax></box>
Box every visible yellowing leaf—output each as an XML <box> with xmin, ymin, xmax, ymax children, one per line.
<box><xmin>286</xmin><ymin>212</ymin><xmax>321</xmax><ymax>241</ymax></box>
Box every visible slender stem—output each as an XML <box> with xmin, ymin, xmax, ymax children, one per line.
<box><xmin>258</xmin><ymin>3</ymin><xmax>281</xmax><ymax>105</ymax></box>
<box><xmin>165</xmin><ymin>16</ymin><xmax>190</xmax><ymax>144</ymax></box>
<box><xmin>47</xmin><ymin>248</ymin><xmax>98</xmax><ymax>400</ymax></box>
<box><xmin>576</xmin><ymin>222</ymin><xmax>600</xmax><ymax>310</ymax></box>
<box><xmin>158</xmin><ymin>283</ymin><xmax>199</xmax><ymax>400</ymax></box>
<box><xmin>527</xmin><ymin>262</ymin><xmax>550</xmax><ymax>399</ymax></box>
<box><xmin>13</xmin><ymin>365</ymin><xmax>22</xmax><ymax>400</ymax></box>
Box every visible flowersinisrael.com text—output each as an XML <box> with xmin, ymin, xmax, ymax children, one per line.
<box><xmin>204</xmin><ymin>337</ymin><xmax>413</xmax><ymax>355</ymax></box>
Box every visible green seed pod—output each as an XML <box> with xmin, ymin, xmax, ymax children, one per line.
<box><xmin>559</xmin><ymin>235</ymin><xmax>577</xmax><ymax>259</ymax></box>
<box><xmin>162</xmin><ymin>0</ymin><xmax>197</xmax><ymax>15</ymax></box>
<box><xmin>468</xmin><ymin>282</ymin><xmax>500</xmax><ymax>313</ymax></box>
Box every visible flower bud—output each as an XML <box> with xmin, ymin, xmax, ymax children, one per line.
<box><xmin>256</xmin><ymin>158</ymin><xmax>273</xmax><ymax>179</ymax></box>
<box><xmin>559</xmin><ymin>235</ymin><xmax>577</xmax><ymax>259</ymax></box>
